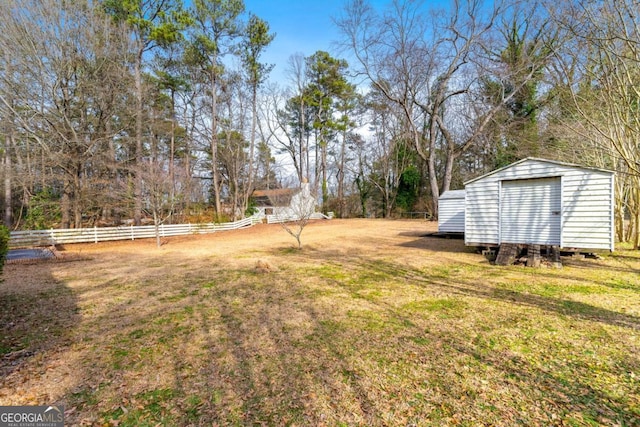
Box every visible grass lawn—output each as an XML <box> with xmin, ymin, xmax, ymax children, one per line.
<box><xmin>1</xmin><ymin>219</ymin><xmax>639</xmax><ymax>426</ymax></box>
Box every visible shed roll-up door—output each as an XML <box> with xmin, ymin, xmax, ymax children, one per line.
<box><xmin>500</xmin><ymin>177</ymin><xmax>561</xmax><ymax>245</ymax></box>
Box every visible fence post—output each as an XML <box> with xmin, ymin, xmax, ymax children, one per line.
<box><xmin>131</xmin><ymin>225</ymin><xmax>134</xmax><ymax>240</ymax></box>
<box><xmin>94</xmin><ymin>226</ymin><xmax>98</xmax><ymax>244</ymax></box>
<box><xmin>50</xmin><ymin>228</ymin><xmax>55</xmax><ymax>246</ymax></box>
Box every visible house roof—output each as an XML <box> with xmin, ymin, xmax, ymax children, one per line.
<box><xmin>439</xmin><ymin>189</ymin><xmax>466</xmax><ymax>200</ymax></box>
<box><xmin>464</xmin><ymin>157</ymin><xmax>615</xmax><ymax>185</ymax></box>
<box><xmin>252</xmin><ymin>188</ymin><xmax>299</xmax><ymax>207</ymax></box>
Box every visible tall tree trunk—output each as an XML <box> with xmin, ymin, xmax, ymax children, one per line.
<box><xmin>232</xmin><ymin>172</ymin><xmax>239</xmax><ymax>221</ymax></box>
<box><xmin>384</xmin><ymin>178</ymin><xmax>392</xmax><ymax>218</ymax></box>
<box><xmin>243</xmin><ymin>85</ymin><xmax>258</xmax><ymax>217</ymax></box>
<box><xmin>73</xmin><ymin>165</ymin><xmax>82</xmax><ymax>228</ymax></box>
<box><xmin>298</xmin><ymin>95</ymin><xmax>306</xmax><ymax>183</ymax></box>
<box><xmin>305</xmin><ymin>132</ymin><xmax>310</xmax><ymax>184</ymax></box>
<box><xmin>314</xmin><ymin>129</ymin><xmax>320</xmax><ymax>201</ymax></box>
<box><xmin>3</xmin><ymin>133</ymin><xmax>11</xmax><ymax>228</ymax></box>
<box><xmin>134</xmin><ymin>51</ymin><xmax>143</xmax><ymax>226</ymax></box>
<box><xmin>210</xmin><ymin>69</ymin><xmax>222</xmax><ymax>220</ymax></box>
<box><xmin>633</xmin><ymin>180</ymin><xmax>640</xmax><ymax>250</ymax></box>
<box><xmin>154</xmin><ymin>210</ymin><xmax>161</xmax><ymax>248</ymax></box>
<box><xmin>184</xmin><ymin>97</ymin><xmax>196</xmax><ymax>215</ymax></box>
<box><xmin>442</xmin><ymin>148</ymin><xmax>455</xmax><ymax>194</ymax></box>
<box><xmin>102</xmin><ymin>119</ymin><xmax>113</xmax><ymax>223</ymax></box>
<box><xmin>337</xmin><ymin>129</ymin><xmax>346</xmax><ymax>218</ymax></box>
<box><xmin>170</xmin><ymin>92</ymin><xmax>176</xmax><ymax>216</ymax></box>
<box><xmin>321</xmin><ymin>142</ymin><xmax>328</xmax><ymax>214</ymax></box>
<box><xmin>3</xmin><ymin>58</ymin><xmax>13</xmax><ymax>228</ymax></box>
<box><xmin>427</xmin><ymin>120</ymin><xmax>440</xmax><ymax>216</ymax></box>
<box><xmin>61</xmin><ymin>180</ymin><xmax>71</xmax><ymax>229</ymax></box>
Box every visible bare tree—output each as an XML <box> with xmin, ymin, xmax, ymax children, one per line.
<box><xmin>362</xmin><ymin>87</ymin><xmax>413</xmax><ymax>217</ymax></box>
<box><xmin>142</xmin><ymin>160</ymin><xmax>176</xmax><ymax>247</ymax></box>
<box><xmin>548</xmin><ymin>0</ymin><xmax>640</xmax><ymax>248</ymax></box>
<box><xmin>285</xmin><ymin>53</ymin><xmax>312</xmax><ymax>183</ymax></box>
<box><xmin>240</xmin><ymin>14</ymin><xmax>275</xmax><ymax>216</ymax></box>
<box><xmin>273</xmin><ymin>180</ymin><xmax>316</xmax><ymax>249</ymax></box>
<box><xmin>187</xmin><ymin>0</ymin><xmax>244</xmax><ymax>220</ymax></box>
<box><xmin>262</xmin><ymin>82</ymin><xmax>309</xmax><ymax>184</ymax></box>
<box><xmin>104</xmin><ymin>0</ymin><xmax>190</xmax><ymax>226</ymax></box>
<box><xmin>337</xmin><ymin>0</ymin><xmax>554</xmax><ymax>213</ymax></box>
<box><xmin>0</xmin><ymin>0</ymin><xmax>134</xmax><ymax>228</ymax></box>
<box><xmin>0</xmin><ymin>58</ymin><xmax>15</xmax><ymax>228</ymax></box>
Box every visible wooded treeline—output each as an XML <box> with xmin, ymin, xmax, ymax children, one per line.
<box><xmin>1</xmin><ymin>0</ymin><xmax>639</xmax><ymax>247</ymax></box>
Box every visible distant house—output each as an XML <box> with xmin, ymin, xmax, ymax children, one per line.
<box><xmin>252</xmin><ymin>181</ymin><xmax>316</xmax><ymax>220</ymax></box>
<box><xmin>252</xmin><ymin>188</ymin><xmax>297</xmax><ymax>216</ymax></box>
<box><xmin>464</xmin><ymin>158</ymin><xmax>615</xmax><ymax>251</ymax></box>
<box><xmin>438</xmin><ymin>190</ymin><xmax>466</xmax><ymax>234</ymax></box>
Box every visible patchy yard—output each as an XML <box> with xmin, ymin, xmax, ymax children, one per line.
<box><xmin>1</xmin><ymin>219</ymin><xmax>639</xmax><ymax>426</ymax></box>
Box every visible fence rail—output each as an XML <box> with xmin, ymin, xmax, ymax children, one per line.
<box><xmin>398</xmin><ymin>211</ymin><xmax>433</xmax><ymax>220</ymax></box>
<box><xmin>9</xmin><ymin>215</ymin><xmax>264</xmax><ymax>248</ymax></box>
<box><xmin>266</xmin><ymin>212</ymin><xmax>334</xmax><ymax>224</ymax></box>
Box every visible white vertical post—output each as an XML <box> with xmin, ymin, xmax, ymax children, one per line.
<box><xmin>94</xmin><ymin>226</ymin><xmax>98</xmax><ymax>244</ymax></box>
<box><xmin>610</xmin><ymin>173</ymin><xmax>615</xmax><ymax>252</ymax></box>
<box><xmin>559</xmin><ymin>176</ymin><xmax>564</xmax><ymax>249</ymax></box>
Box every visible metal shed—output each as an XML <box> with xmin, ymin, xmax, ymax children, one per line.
<box><xmin>438</xmin><ymin>190</ymin><xmax>466</xmax><ymax>233</ymax></box>
<box><xmin>464</xmin><ymin>158</ymin><xmax>615</xmax><ymax>251</ymax></box>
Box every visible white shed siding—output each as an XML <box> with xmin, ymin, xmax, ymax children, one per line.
<box><xmin>464</xmin><ymin>183</ymin><xmax>500</xmax><ymax>245</ymax></box>
<box><xmin>464</xmin><ymin>158</ymin><xmax>614</xmax><ymax>250</ymax></box>
<box><xmin>438</xmin><ymin>190</ymin><xmax>465</xmax><ymax>233</ymax></box>
<box><xmin>561</xmin><ymin>172</ymin><xmax>613</xmax><ymax>249</ymax></box>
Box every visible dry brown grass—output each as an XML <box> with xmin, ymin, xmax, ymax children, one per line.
<box><xmin>1</xmin><ymin>219</ymin><xmax>639</xmax><ymax>426</ymax></box>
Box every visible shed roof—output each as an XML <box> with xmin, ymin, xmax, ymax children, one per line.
<box><xmin>464</xmin><ymin>158</ymin><xmax>614</xmax><ymax>186</ymax></box>
<box><xmin>439</xmin><ymin>189</ymin><xmax>466</xmax><ymax>200</ymax></box>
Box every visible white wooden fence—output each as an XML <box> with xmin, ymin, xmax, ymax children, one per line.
<box><xmin>266</xmin><ymin>212</ymin><xmax>334</xmax><ymax>224</ymax></box>
<box><xmin>9</xmin><ymin>213</ymin><xmax>335</xmax><ymax>248</ymax></box>
<box><xmin>9</xmin><ymin>215</ymin><xmax>263</xmax><ymax>248</ymax></box>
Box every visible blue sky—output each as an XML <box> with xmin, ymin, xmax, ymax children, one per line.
<box><xmin>243</xmin><ymin>0</ymin><xmax>382</xmax><ymax>84</ymax></box>
<box><xmin>185</xmin><ymin>1</ymin><xmax>454</xmax><ymax>85</ymax></box>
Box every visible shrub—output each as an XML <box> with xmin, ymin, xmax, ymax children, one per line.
<box><xmin>0</xmin><ymin>225</ymin><xmax>9</xmax><ymax>276</ymax></box>
<box><xmin>245</xmin><ymin>198</ymin><xmax>258</xmax><ymax>217</ymax></box>
<box><xmin>24</xmin><ymin>188</ymin><xmax>61</xmax><ymax>229</ymax></box>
